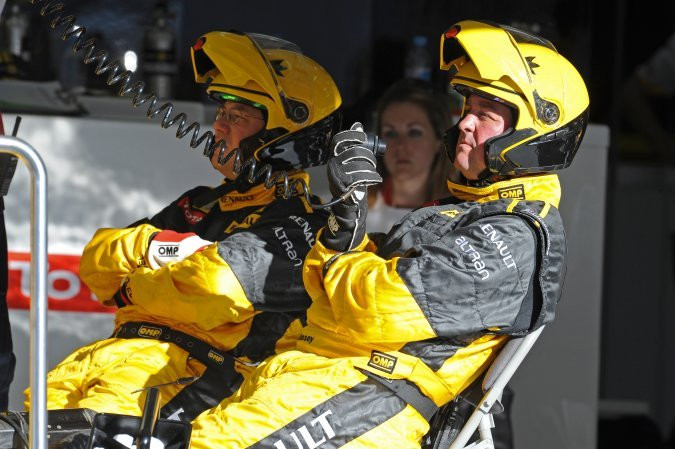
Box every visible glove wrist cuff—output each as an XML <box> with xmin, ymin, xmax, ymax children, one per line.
<box><xmin>321</xmin><ymin>210</ymin><xmax>366</xmax><ymax>252</ymax></box>
<box><xmin>112</xmin><ymin>281</ymin><xmax>132</xmax><ymax>308</ymax></box>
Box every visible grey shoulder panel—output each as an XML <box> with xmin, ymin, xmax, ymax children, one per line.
<box><xmin>217</xmin><ymin>197</ymin><xmax>325</xmax><ymax>312</ymax></box>
<box><xmin>396</xmin><ymin>212</ymin><xmax>541</xmax><ymax>338</ymax></box>
<box><xmin>510</xmin><ymin>203</ymin><xmax>566</xmax><ymax>329</ymax></box>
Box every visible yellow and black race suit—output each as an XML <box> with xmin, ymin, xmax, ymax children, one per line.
<box><xmin>189</xmin><ymin>174</ymin><xmax>566</xmax><ymax>449</ymax></box>
<box><xmin>35</xmin><ymin>172</ymin><xmax>328</xmax><ymax>422</ymax></box>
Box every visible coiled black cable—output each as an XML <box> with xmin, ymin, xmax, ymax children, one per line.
<box><xmin>27</xmin><ymin>0</ymin><xmax>365</xmax><ymax>209</ymax></box>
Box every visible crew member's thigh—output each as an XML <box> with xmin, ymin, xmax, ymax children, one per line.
<box><xmin>32</xmin><ymin>338</ymin><xmax>204</xmax><ymax>416</ymax></box>
<box><xmin>191</xmin><ymin>352</ymin><xmax>429</xmax><ymax>449</ymax></box>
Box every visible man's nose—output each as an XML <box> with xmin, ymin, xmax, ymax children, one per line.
<box><xmin>213</xmin><ymin>119</ymin><xmax>230</xmax><ymax>135</ymax></box>
<box><xmin>458</xmin><ymin>114</ymin><xmax>475</xmax><ymax>132</ymax></box>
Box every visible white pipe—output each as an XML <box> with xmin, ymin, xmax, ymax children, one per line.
<box><xmin>0</xmin><ymin>136</ymin><xmax>48</xmax><ymax>449</ymax></box>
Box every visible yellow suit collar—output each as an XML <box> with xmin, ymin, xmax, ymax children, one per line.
<box><xmin>218</xmin><ymin>171</ymin><xmax>310</xmax><ymax>211</ymax></box>
<box><xmin>446</xmin><ymin>174</ymin><xmax>561</xmax><ymax>207</ymax></box>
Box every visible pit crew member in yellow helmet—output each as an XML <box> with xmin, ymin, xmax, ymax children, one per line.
<box><xmin>187</xmin><ymin>20</ymin><xmax>588</xmax><ymax>449</ymax></box>
<box><xmin>27</xmin><ymin>30</ymin><xmax>341</xmax><ymax>423</ymax></box>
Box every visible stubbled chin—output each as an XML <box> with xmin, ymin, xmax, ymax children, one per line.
<box><xmin>454</xmin><ymin>151</ymin><xmax>470</xmax><ymax>171</ymax></box>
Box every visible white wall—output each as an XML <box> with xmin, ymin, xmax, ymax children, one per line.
<box><xmin>509</xmin><ymin>124</ymin><xmax>609</xmax><ymax>449</ymax></box>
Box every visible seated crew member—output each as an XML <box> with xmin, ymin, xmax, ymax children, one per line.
<box><xmin>188</xmin><ymin>20</ymin><xmax>589</xmax><ymax>449</ymax></box>
<box><xmin>26</xmin><ymin>31</ymin><xmax>342</xmax><ymax>423</ymax></box>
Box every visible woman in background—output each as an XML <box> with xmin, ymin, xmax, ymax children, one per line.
<box><xmin>367</xmin><ymin>78</ymin><xmax>458</xmax><ymax>232</ymax></box>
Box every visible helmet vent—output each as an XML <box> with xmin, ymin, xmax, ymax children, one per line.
<box><xmin>534</xmin><ymin>90</ymin><xmax>559</xmax><ymax>125</ymax></box>
<box><xmin>286</xmin><ymin>98</ymin><xmax>309</xmax><ymax>123</ymax></box>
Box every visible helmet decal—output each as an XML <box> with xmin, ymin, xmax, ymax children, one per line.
<box><xmin>525</xmin><ymin>56</ymin><xmax>540</xmax><ymax>74</ymax></box>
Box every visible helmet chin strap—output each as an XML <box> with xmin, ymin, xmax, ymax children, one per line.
<box><xmin>239</xmin><ymin>131</ymin><xmax>266</xmax><ymax>161</ymax></box>
<box><xmin>463</xmin><ymin>166</ymin><xmax>513</xmax><ymax>188</ymax></box>
<box><xmin>455</xmin><ymin>129</ymin><xmax>513</xmax><ymax>188</ymax></box>
<box><xmin>464</xmin><ymin>169</ymin><xmax>498</xmax><ymax>188</ymax></box>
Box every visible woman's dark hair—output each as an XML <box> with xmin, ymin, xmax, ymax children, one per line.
<box><xmin>372</xmin><ymin>78</ymin><xmax>457</xmax><ymax>203</ymax></box>
<box><xmin>374</xmin><ymin>78</ymin><xmax>455</xmax><ymax>140</ymax></box>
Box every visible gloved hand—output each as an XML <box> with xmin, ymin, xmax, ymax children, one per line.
<box><xmin>146</xmin><ymin>230</ymin><xmax>212</xmax><ymax>270</ymax></box>
<box><xmin>321</xmin><ymin>122</ymin><xmax>382</xmax><ymax>252</ymax></box>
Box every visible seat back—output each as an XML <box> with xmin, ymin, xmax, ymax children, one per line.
<box><xmin>424</xmin><ymin>326</ymin><xmax>545</xmax><ymax>449</ymax></box>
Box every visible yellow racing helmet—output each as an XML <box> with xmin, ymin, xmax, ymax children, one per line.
<box><xmin>439</xmin><ymin>20</ymin><xmax>589</xmax><ymax>176</ymax></box>
<box><xmin>191</xmin><ymin>30</ymin><xmax>342</xmax><ymax>170</ymax></box>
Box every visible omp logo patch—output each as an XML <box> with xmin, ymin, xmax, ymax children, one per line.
<box><xmin>498</xmin><ymin>184</ymin><xmax>525</xmax><ymax>200</ymax></box>
<box><xmin>157</xmin><ymin>244</ymin><xmax>179</xmax><ymax>257</ymax></box>
<box><xmin>208</xmin><ymin>350</ymin><xmax>225</xmax><ymax>365</ymax></box>
<box><xmin>368</xmin><ymin>351</ymin><xmax>397</xmax><ymax>374</ymax></box>
<box><xmin>439</xmin><ymin>209</ymin><xmax>460</xmax><ymax>219</ymax></box>
<box><xmin>138</xmin><ymin>325</ymin><xmax>162</xmax><ymax>338</ymax></box>
<box><xmin>327</xmin><ymin>214</ymin><xmax>340</xmax><ymax>234</ymax></box>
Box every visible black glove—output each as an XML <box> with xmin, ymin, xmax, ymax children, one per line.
<box><xmin>321</xmin><ymin>122</ymin><xmax>382</xmax><ymax>252</ymax></box>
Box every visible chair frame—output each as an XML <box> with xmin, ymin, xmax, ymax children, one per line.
<box><xmin>447</xmin><ymin>326</ymin><xmax>545</xmax><ymax>449</ymax></box>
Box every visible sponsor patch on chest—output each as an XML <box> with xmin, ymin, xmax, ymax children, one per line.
<box><xmin>220</xmin><ymin>194</ymin><xmax>255</xmax><ymax>205</ymax></box>
<box><xmin>178</xmin><ymin>197</ymin><xmax>206</xmax><ymax>224</ymax></box>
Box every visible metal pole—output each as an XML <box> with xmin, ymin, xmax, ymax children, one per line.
<box><xmin>0</xmin><ymin>136</ymin><xmax>48</xmax><ymax>449</ymax></box>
